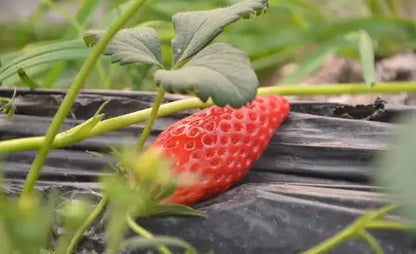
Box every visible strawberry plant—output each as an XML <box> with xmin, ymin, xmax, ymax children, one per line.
<box><xmin>1</xmin><ymin>0</ymin><xmax>287</xmax><ymax>253</ymax></box>
<box><xmin>0</xmin><ymin>0</ymin><xmax>416</xmax><ymax>253</ymax></box>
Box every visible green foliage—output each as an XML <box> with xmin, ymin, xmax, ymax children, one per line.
<box><xmin>102</xmin><ymin>147</ymin><xmax>202</xmax><ymax>253</ymax></box>
<box><xmin>155</xmin><ymin>43</ymin><xmax>258</xmax><ymax>107</ymax></box>
<box><xmin>283</xmin><ymin>30</ymin><xmax>376</xmax><ymax>86</ymax></box>
<box><xmin>0</xmin><ymin>40</ymin><xmax>90</xmax><ymax>85</ymax></box>
<box><xmin>120</xmin><ymin>236</ymin><xmax>198</xmax><ymax>253</ymax></box>
<box><xmin>84</xmin><ymin>0</ymin><xmax>267</xmax><ymax>107</ymax></box>
<box><xmin>0</xmin><ymin>146</ymin><xmax>201</xmax><ymax>254</ymax></box>
<box><xmin>17</xmin><ymin>67</ymin><xmax>40</xmax><ymax>89</ymax></box>
<box><xmin>0</xmin><ymin>89</ymin><xmax>17</xmax><ymax>120</ymax></box>
<box><xmin>0</xmin><ymin>1</ymin><xmax>416</xmax><ymax>254</ymax></box>
<box><xmin>2</xmin><ymin>0</ymin><xmax>415</xmax><ymax>89</ymax></box>
<box><xmin>0</xmin><ymin>193</ymin><xmax>56</xmax><ymax>254</ymax></box>
<box><xmin>171</xmin><ymin>0</ymin><xmax>268</xmax><ymax>64</ymax></box>
<box><xmin>84</xmin><ymin>28</ymin><xmax>163</xmax><ymax>66</ymax></box>
<box><xmin>375</xmin><ymin>114</ymin><xmax>416</xmax><ymax>222</ymax></box>
<box><xmin>303</xmin><ymin>205</ymin><xmax>415</xmax><ymax>254</ymax></box>
<box><xmin>358</xmin><ymin>30</ymin><xmax>376</xmax><ymax>87</ymax></box>
<box><xmin>59</xmin><ymin>199</ymin><xmax>92</xmax><ymax>233</ymax></box>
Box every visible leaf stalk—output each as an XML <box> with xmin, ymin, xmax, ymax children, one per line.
<box><xmin>66</xmin><ymin>196</ymin><xmax>109</xmax><ymax>254</ymax></box>
<box><xmin>126</xmin><ymin>215</ymin><xmax>172</xmax><ymax>254</ymax></box>
<box><xmin>19</xmin><ymin>0</ymin><xmax>149</xmax><ymax>198</ymax></box>
<box><xmin>136</xmin><ymin>87</ymin><xmax>166</xmax><ymax>150</ymax></box>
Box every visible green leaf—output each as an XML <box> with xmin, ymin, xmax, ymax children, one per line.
<box><xmin>102</xmin><ymin>175</ymin><xmax>151</xmax><ymax>215</ymax></box>
<box><xmin>358</xmin><ymin>30</ymin><xmax>376</xmax><ymax>87</ymax></box>
<box><xmin>0</xmin><ymin>40</ymin><xmax>89</xmax><ymax>84</ymax></box>
<box><xmin>150</xmin><ymin>204</ymin><xmax>205</xmax><ymax>217</ymax></box>
<box><xmin>283</xmin><ymin>33</ymin><xmax>356</xmax><ymax>84</ymax></box>
<box><xmin>375</xmin><ymin>114</ymin><xmax>416</xmax><ymax>222</ymax></box>
<box><xmin>0</xmin><ymin>49</ymin><xmax>88</xmax><ymax>84</ymax></box>
<box><xmin>120</xmin><ymin>236</ymin><xmax>197</xmax><ymax>254</ymax></box>
<box><xmin>84</xmin><ymin>28</ymin><xmax>163</xmax><ymax>66</ymax></box>
<box><xmin>358</xmin><ymin>231</ymin><xmax>383</xmax><ymax>254</ymax></box>
<box><xmin>152</xmin><ymin>184</ymin><xmax>177</xmax><ymax>202</ymax></box>
<box><xmin>1</xmin><ymin>193</ymin><xmax>58</xmax><ymax>253</ymax></box>
<box><xmin>154</xmin><ymin>43</ymin><xmax>258</xmax><ymax>108</ymax></box>
<box><xmin>172</xmin><ymin>0</ymin><xmax>269</xmax><ymax>64</ymax></box>
<box><xmin>0</xmin><ymin>89</ymin><xmax>17</xmax><ymax>120</ymax></box>
<box><xmin>59</xmin><ymin>113</ymin><xmax>104</xmax><ymax>141</ymax></box>
<box><xmin>17</xmin><ymin>68</ymin><xmax>40</xmax><ymax>89</ymax></box>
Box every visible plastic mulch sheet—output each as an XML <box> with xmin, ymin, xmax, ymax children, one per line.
<box><xmin>0</xmin><ymin>88</ymin><xmax>415</xmax><ymax>254</ymax></box>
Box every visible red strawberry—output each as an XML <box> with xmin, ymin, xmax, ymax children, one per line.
<box><xmin>150</xmin><ymin>95</ymin><xmax>290</xmax><ymax>205</ymax></box>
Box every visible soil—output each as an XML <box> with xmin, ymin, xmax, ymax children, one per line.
<box><xmin>263</xmin><ymin>52</ymin><xmax>416</xmax><ymax>105</ymax></box>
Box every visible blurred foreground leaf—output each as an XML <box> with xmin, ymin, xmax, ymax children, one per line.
<box><xmin>375</xmin><ymin>114</ymin><xmax>416</xmax><ymax>222</ymax></box>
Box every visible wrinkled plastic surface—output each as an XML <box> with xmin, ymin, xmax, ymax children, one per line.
<box><xmin>1</xmin><ymin>88</ymin><xmax>415</xmax><ymax>254</ymax></box>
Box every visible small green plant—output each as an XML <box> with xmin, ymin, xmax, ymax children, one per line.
<box><xmin>4</xmin><ymin>0</ymin><xmax>271</xmax><ymax>253</ymax></box>
<box><xmin>0</xmin><ymin>149</ymin><xmax>200</xmax><ymax>254</ymax></box>
<box><xmin>302</xmin><ymin>204</ymin><xmax>415</xmax><ymax>254</ymax></box>
<box><xmin>0</xmin><ymin>88</ymin><xmax>16</xmax><ymax>120</ymax></box>
<box><xmin>101</xmin><ymin>148</ymin><xmax>202</xmax><ymax>254</ymax></box>
<box><xmin>84</xmin><ymin>0</ymin><xmax>270</xmax><ymax>109</ymax></box>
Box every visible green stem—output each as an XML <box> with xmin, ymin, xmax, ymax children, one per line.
<box><xmin>302</xmin><ymin>204</ymin><xmax>406</xmax><ymax>254</ymax></box>
<box><xmin>55</xmin><ymin>234</ymin><xmax>73</xmax><ymax>254</ymax></box>
<box><xmin>358</xmin><ymin>231</ymin><xmax>383</xmax><ymax>254</ymax></box>
<box><xmin>136</xmin><ymin>88</ymin><xmax>165</xmax><ymax>150</ymax></box>
<box><xmin>19</xmin><ymin>0</ymin><xmax>149</xmax><ymax>197</ymax></box>
<box><xmin>365</xmin><ymin>220</ymin><xmax>416</xmax><ymax>231</ymax></box>
<box><xmin>301</xmin><ymin>223</ymin><xmax>356</xmax><ymax>254</ymax></box>
<box><xmin>0</xmin><ymin>88</ymin><xmax>17</xmax><ymax>104</ymax></box>
<box><xmin>0</xmin><ymin>96</ymin><xmax>210</xmax><ymax>154</ymax></box>
<box><xmin>106</xmin><ymin>208</ymin><xmax>128</xmax><ymax>254</ymax></box>
<box><xmin>370</xmin><ymin>204</ymin><xmax>400</xmax><ymax>220</ymax></box>
<box><xmin>66</xmin><ymin>196</ymin><xmax>108</xmax><ymax>254</ymax></box>
<box><xmin>2</xmin><ymin>82</ymin><xmax>416</xmax><ymax>155</ymax></box>
<box><xmin>126</xmin><ymin>214</ymin><xmax>172</xmax><ymax>254</ymax></box>
<box><xmin>257</xmin><ymin>82</ymin><xmax>416</xmax><ymax>96</ymax></box>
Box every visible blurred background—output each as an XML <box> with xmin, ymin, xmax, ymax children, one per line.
<box><xmin>0</xmin><ymin>0</ymin><xmax>416</xmax><ymax>103</ymax></box>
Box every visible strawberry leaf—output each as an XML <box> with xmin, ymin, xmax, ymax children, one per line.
<box><xmin>121</xmin><ymin>236</ymin><xmax>197</xmax><ymax>254</ymax></box>
<box><xmin>172</xmin><ymin>0</ymin><xmax>269</xmax><ymax>64</ymax></box>
<box><xmin>150</xmin><ymin>204</ymin><xmax>205</xmax><ymax>217</ymax></box>
<box><xmin>84</xmin><ymin>28</ymin><xmax>163</xmax><ymax>66</ymax></box>
<box><xmin>154</xmin><ymin>43</ymin><xmax>258</xmax><ymax>108</ymax></box>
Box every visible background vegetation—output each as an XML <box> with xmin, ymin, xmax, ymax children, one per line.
<box><xmin>1</xmin><ymin>0</ymin><xmax>415</xmax><ymax>90</ymax></box>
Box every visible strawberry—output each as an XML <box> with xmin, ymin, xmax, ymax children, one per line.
<box><xmin>150</xmin><ymin>95</ymin><xmax>290</xmax><ymax>205</ymax></box>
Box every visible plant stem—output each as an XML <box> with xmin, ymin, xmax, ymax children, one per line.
<box><xmin>358</xmin><ymin>231</ymin><xmax>383</xmax><ymax>254</ymax></box>
<box><xmin>302</xmin><ymin>204</ymin><xmax>406</xmax><ymax>254</ymax></box>
<box><xmin>301</xmin><ymin>223</ymin><xmax>355</xmax><ymax>254</ymax></box>
<box><xmin>136</xmin><ymin>88</ymin><xmax>165</xmax><ymax>150</ymax></box>
<box><xmin>126</xmin><ymin>214</ymin><xmax>172</xmax><ymax>254</ymax></box>
<box><xmin>3</xmin><ymin>82</ymin><xmax>416</xmax><ymax>155</ymax></box>
<box><xmin>257</xmin><ymin>82</ymin><xmax>416</xmax><ymax>96</ymax></box>
<box><xmin>0</xmin><ymin>97</ymin><xmax>210</xmax><ymax>154</ymax></box>
<box><xmin>365</xmin><ymin>220</ymin><xmax>416</xmax><ymax>231</ymax></box>
<box><xmin>66</xmin><ymin>196</ymin><xmax>108</xmax><ymax>254</ymax></box>
<box><xmin>19</xmin><ymin>0</ymin><xmax>149</xmax><ymax>197</ymax></box>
